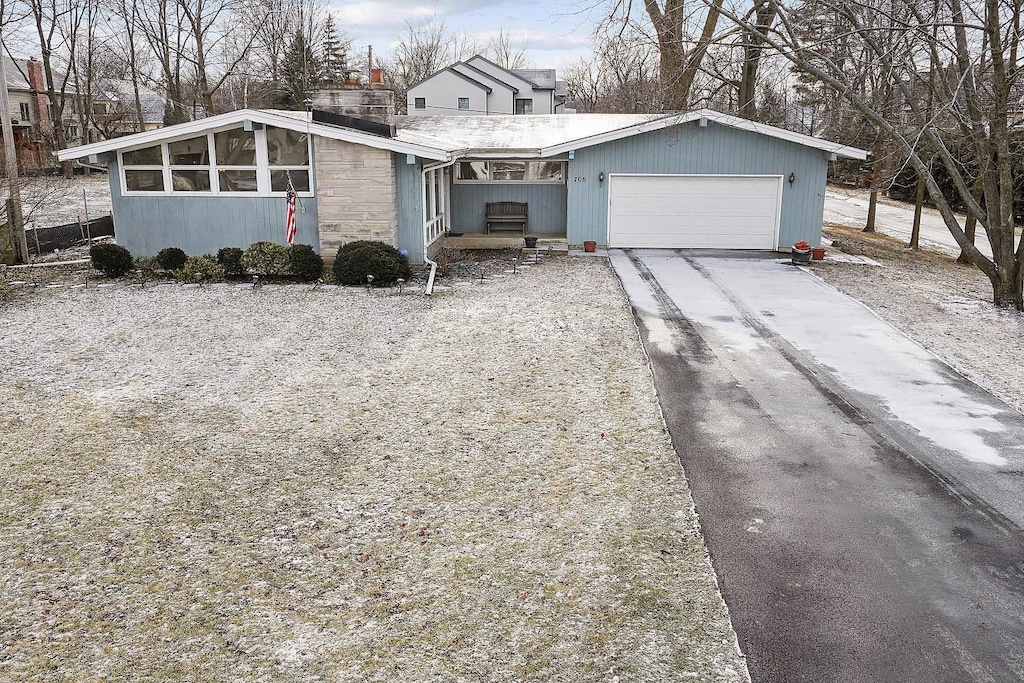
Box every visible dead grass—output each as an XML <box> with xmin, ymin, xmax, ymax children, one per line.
<box><xmin>0</xmin><ymin>256</ymin><xmax>747</xmax><ymax>682</ymax></box>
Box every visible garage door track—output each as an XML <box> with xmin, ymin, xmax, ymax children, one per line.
<box><xmin>611</xmin><ymin>249</ymin><xmax>1024</xmax><ymax>683</ymax></box>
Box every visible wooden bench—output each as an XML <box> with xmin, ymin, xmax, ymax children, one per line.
<box><xmin>485</xmin><ymin>202</ymin><xmax>528</xmax><ymax>234</ymax></box>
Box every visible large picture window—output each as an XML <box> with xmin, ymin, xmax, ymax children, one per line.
<box><xmin>455</xmin><ymin>160</ymin><xmax>564</xmax><ymax>184</ymax></box>
<box><xmin>168</xmin><ymin>136</ymin><xmax>211</xmax><ymax>192</ymax></box>
<box><xmin>266</xmin><ymin>126</ymin><xmax>310</xmax><ymax>192</ymax></box>
<box><xmin>122</xmin><ymin>144</ymin><xmax>165</xmax><ymax>192</ymax></box>
<box><xmin>215</xmin><ymin>128</ymin><xmax>257</xmax><ymax>192</ymax></box>
<box><xmin>119</xmin><ymin>124</ymin><xmax>313</xmax><ymax>197</ymax></box>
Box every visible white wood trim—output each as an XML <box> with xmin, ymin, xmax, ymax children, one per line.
<box><xmin>542</xmin><ymin>109</ymin><xmax>868</xmax><ymax>160</ymax></box>
<box><xmin>59</xmin><ymin>108</ymin><xmax>451</xmax><ymax>162</ymax></box>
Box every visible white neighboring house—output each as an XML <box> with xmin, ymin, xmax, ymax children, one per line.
<box><xmin>407</xmin><ymin>55</ymin><xmax>568</xmax><ymax>116</ymax></box>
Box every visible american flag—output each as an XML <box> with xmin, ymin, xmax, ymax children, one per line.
<box><xmin>284</xmin><ymin>172</ymin><xmax>297</xmax><ymax>245</ymax></box>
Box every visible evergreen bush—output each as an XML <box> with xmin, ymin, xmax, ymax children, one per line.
<box><xmin>332</xmin><ymin>240</ymin><xmax>411</xmax><ymax>286</ymax></box>
<box><xmin>289</xmin><ymin>244</ymin><xmax>324</xmax><ymax>282</ymax></box>
<box><xmin>216</xmin><ymin>247</ymin><xmax>244</xmax><ymax>277</ymax></box>
<box><xmin>241</xmin><ymin>241</ymin><xmax>290</xmax><ymax>276</ymax></box>
<box><xmin>156</xmin><ymin>247</ymin><xmax>188</xmax><ymax>271</ymax></box>
<box><xmin>89</xmin><ymin>243</ymin><xmax>133</xmax><ymax>277</ymax></box>
<box><xmin>177</xmin><ymin>254</ymin><xmax>225</xmax><ymax>283</ymax></box>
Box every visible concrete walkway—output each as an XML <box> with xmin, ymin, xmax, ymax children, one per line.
<box><xmin>612</xmin><ymin>249</ymin><xmax>1024</xmax><ymax>683</ymax></box>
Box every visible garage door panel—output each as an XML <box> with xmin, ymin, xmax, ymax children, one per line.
<box><xmin>608</xmin><ymin>175</ymin><xmax>781</xmax><ymax>249</ymax></box>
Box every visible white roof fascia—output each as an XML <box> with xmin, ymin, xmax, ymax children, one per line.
<box><xmin>58</xmin><ymin>109</ymin><xmax>451</xmax><ymax>162</ymax></box>
<box><xmin>539</xmin><ymin>109</ymin><xmax>868</xmax><ymax>160</ymax></box>
<box><xmin>451</xmin><ymin>62</ymin><xmax>519</xmax><ymax>94</ymax></box>
<box><xmin>695</xmin><ymin>110</ymin><xmax>869</xmax><ymax>159</ymax></box>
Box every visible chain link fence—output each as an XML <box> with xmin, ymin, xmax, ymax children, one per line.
<box><xmin>25</xmin><ymin>215</ymin><xmax>114</xmax><ymax>256</ymax></box>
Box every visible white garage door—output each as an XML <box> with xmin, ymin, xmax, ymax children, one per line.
<box><xmin>608</xmin><ymin>174</ymin><xmax>782</xmax><ymax>249</ymax></box>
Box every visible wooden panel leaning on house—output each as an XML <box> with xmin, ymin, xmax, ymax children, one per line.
<box><xmin>485</xmin><ymin>202</ymin><xmax>528</xmax><ymax>233</ymax></box>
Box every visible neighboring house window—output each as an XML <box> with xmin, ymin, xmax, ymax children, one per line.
<box><xmin>456</xmin><ymin>160</ymin><xmax>564</xmax><ymax>183</ymax></box>
<box><xmin>414</xmin><ymin>98</ymin><xmax>426</xmax><ymax>109</ymax></box>
<box><xmin>214</xmin><ymin>128</ymin><xmax>257</xmax><ymax>192</ymax></box>
<box><xmin>18</xmin><ymin>102</ymin><xmax>29</xmax><ymax>120</ymax></box>
<box><xmin>458</xmin><ymin>97</ymin><xmax>470</xmax><ymax>110</ymax></box>
<box><xmin>67</xmin><ymin>125</ymin><xmax>78</xmax><ymax>140</ymax></box>
<box><xmin>266</xmin><ymin>126</ymin><xmax>310</xmax><ymax>192</ymax></box>
<box><xmin>515</xmin><ymin>99</ymin><xmax>533</xmax><ymax>115</ymax></box>
<box><xmin>168</xmin><ymin>136</ymin><xmax>212</xmax><ymax>191</ymax></box>
<box><xmin>122</xmin><ymin>144</ymin><xmax>166</xmax><ymax>192</ymax></box>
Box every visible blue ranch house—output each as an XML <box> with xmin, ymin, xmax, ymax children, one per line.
<box><xmin>58</xmin><ymin>109</ymin><xmax>867</xmax><ymax>264</ymax></box>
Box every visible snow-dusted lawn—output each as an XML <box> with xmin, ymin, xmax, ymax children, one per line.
<box><xmin>817</xmin><ymin>226</ymin><xmax>1024</xmax><ymax>415</ymax></box>
<box><xmin>4</xmin><ymin>174</ymin><xmax>112</xmax><ymax>230</ymax></box>
<box><xmin>0</xmin><ymin>257</ymin><xmax>746</xmax><ymax>682</ymax></box>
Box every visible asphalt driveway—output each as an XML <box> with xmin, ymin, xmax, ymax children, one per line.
<box><xmin>611</xmin><ymin>249</ymin><xmax>1024</xmax><ymax>683</ymax></box>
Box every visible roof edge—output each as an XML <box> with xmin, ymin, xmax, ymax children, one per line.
<box><xmin>57</xmin><ymin>109</ymin><xmax>450</xmax><ymax>162</ymax></box>
<box><xmin>539</xmin><ymin>110</ymin><xmax>868</xmax><ymax>159</ymax></box>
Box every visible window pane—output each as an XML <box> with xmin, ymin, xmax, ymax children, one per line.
<box><xmin>271</xmin><ymin>169</ymin><xmax>309</xmax><ymax>192</ymax></box>
<box><xmin>515</xmin><ymin>99</ymin><xmax>533</xmax><ymax>115</ymax></box>
<box><xmin>266</xmin><ymin>127</ymin><xmax>309</xmax><ymax>165</ymax></box>
<box><xmin>459</xmin><ymin>161</ymin><xmax>487</xmax><ymax>180</ymax></box>
<box><xmin>527</xmin><ymin>161</ymin><xmax>564</xmax><ymax>182</ymax></box>
<box><xmin>414</xmin><ymin>98</ymin><xmax>426</xmax><ymax>109</ymax></box>
<box><xmin>172</xmin><ymin>169</ymin><xmax>211</xmax><ymax>192</ymax></box>
<box><xmin>218</xmin><ymin>169</ymin><xmax>258</xmax><ymax>192</ymax></box>
<box><xmin>458</xmin><ymin>97</ymin><xmax>469</xmax><ymax>110</ymax></box>
<box><xmin>124</xmin><ymin>169</ymin><xmax>164</xmax><ymax>191</ymax></box>
<box><xmin>168</xmin><ymin>136</ymin><xmax>209</xmax><ymax>165</ymax></box>
<box><xmin>123</xmin><ymin>145</ymin><xmax>162</xmax><ymax>165</ymax></box>
<box><xmin>491</xmin><ymin>161</ymin><xmax>526</xmax><ymax>181</ymax></box>
<box><xmin>215</xmin><ymin>128</ymin><xmax>256</xmax><ymax>166</ymax></box>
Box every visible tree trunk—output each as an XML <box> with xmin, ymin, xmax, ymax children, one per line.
<box><xmin>910</xmin><ymin>175</ymin><xmax>925</xmax><ymax>249</ymax></box>
<box><xmin>957</xmin><ymin>179</ymin><xmax>983</xmax><ymax>264</ymax></box>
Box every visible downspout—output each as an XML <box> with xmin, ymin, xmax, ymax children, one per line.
<box><xmin>421</xmin><ymin>159</ymin><xmax>455</xmax><ymax>295</ymax></box>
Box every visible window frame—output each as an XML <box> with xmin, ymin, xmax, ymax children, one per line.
<box><xmin>414</xmin><ymin>97</ymin><xmax>426</xmax><ymax>110</ymax></box>
<box><xmin>515</xmin><ymin>98</ymin><xmax>533</xmax><ymax>115</ymax></box>
<box><xmin>454</xmin><ymin>159</ymin><xmax>566</xmax><ymax>185</ymax></box>
<box><xmin>458</xmin><ymin>97</ymin><xmax>470</xmax><ymax>110</ymax></box>
<box><xmin>18</xmin><ymin>102</ymin><xmax>29</xmax><ymax>121</ymax></box>
<box><xmin>118</xmin><ymin>124</ymin><xmax>315</xmax><ymax>198</ymax></box>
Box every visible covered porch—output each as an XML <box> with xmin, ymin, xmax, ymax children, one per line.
<box><xmin>421</xmin><ymin>158</ymin><xmax>568</xmax><ymax>256</ymax></box>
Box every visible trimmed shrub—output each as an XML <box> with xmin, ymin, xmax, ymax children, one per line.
<box><xmin>241</xmin><ymin>240</ymin><xmax>290</xmax><ymax>276</ymax></box>
<box><xmin>289</xmin><ymin>244</ymin><xmax>324</xmax><ymax>282</ymax></box>
<box><xmin>332</xmin><ymin>240</ymin><xmax>412</xmax><ymax>286</ymax></box>
<box><xmin>216</xmin><ymin>247</ymin><xmax>244</xmax><ymax>277</ymax></box>
<box><xmin>133</xmin><ymin>256</ymin><xmax>160</xmax><ymax>279</ymax></box>
<box><xmin>90</xmin><ymin>243</ymin><xmax>133</xmax><ymax>277</ymax></box>
<box><xmin>156</xmin><ymin>247</ymin><xmax>188</xmax><ymax>271</ymax></box>
<box><xmin>177</xmin><ymin>254</ymin><xmax>225</xmax><ymax>283</ymax></box>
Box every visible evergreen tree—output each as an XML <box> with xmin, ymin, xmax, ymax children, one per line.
<box><xmin>321</xmin><ymin>15</ymin><xmax>348</xmax><ymax>85</ymax></box>
<box><xmin>278</xmin><ymin>27</ymin><xmax>320</xmax><ymax>109</ymax></box>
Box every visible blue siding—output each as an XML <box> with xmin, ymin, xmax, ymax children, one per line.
<box><xmin>108</xmin><ymin>158</ymin><xmax>320</xmax><ymax>257</ymax></box>
<box><xmin>450</xmin><ymin>183</ymin><xmax>567</xmax><ymax>234</ymax></box>
<box><xmin>395</xmin><ymin>154</ymin><xmax>424</xmax><ymax>261</ymax></box>
<box><xmin>566</xmin><ymin>121</ymin><xmax>830</xmax><ymax>249</ymax></box>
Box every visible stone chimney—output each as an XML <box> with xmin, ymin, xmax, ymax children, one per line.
<box><xmin>312</xmin><ymin>86</ymin><xmax>395</xmax><ymax>126</ymax></box>
<box><xmin>26</xmin><ymin>58</ymin><xmax>52</xmax><ymax>137</ymax></box>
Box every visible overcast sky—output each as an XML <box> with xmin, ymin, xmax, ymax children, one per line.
<box><xmin>335</xmin><ymin>0</ymin><xmax>601</xmax><ymax>71</ymax></box>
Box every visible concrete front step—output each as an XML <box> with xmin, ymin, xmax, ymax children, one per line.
<box><xmin>443</xmin><ymin>234</ymin><xmax>569</xmax><ymax>251</ymax></box>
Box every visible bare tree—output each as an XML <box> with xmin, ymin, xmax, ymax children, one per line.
<box><xmin>381</xmin><ymin>21</ymin><xmax>478</xmax><ymax>114</ymax></box>
<box><xmin>719</xmin><ymin>0</ymin><xmax>1024</xmax><ymax>308</ymax></box>
<box><xmin>564</xmin><ymin>29</ymin><xmax>661</xmax><ymax>112</ymax></box>
<box><xmin>486</xmin><ymin>29</ymin><xmax>530</xmax><ymax>69</ymax></box>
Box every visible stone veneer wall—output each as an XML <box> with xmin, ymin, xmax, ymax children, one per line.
<box><xmin>314</xmin><ymin>136</ymin><xmax>398</xmax><ymax>257</ymax></box>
